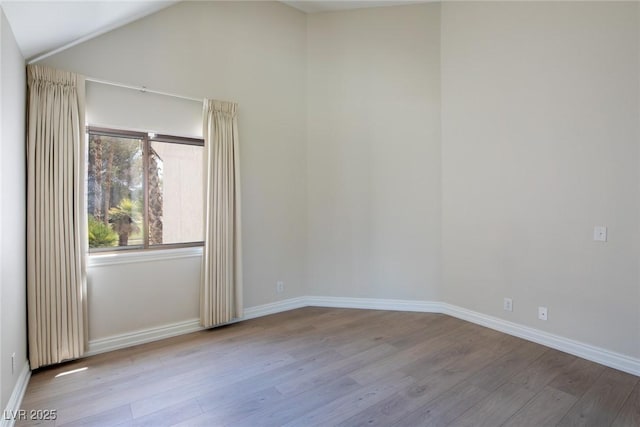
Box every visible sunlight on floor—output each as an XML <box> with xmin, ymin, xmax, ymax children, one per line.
<box><xmin>54</xmin><ymin>367</ymin><xmax>88</xmax><ymax>378</ymax></box>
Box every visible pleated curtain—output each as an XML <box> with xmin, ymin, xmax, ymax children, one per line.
<box><xmin>26</xmin><ymin>65</ymin><xmax>87</xmax><ymax>369</ymax></box>
<box><xmin>201</xmin><ymin>99</ymin><xmax>243</xmax><ymax>328</ymax></box>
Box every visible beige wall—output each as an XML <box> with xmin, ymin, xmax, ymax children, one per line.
<box><xmin>41</xmin><ymin>1</ymin><xmax>308</xmax><ymax>340</ymax></box>
<box><xmin>441</xmin><ymin>1</ymin><xmax>640</xmax><ymax>358</ymax></box>
<box><xmin>306</xmin><ymin>3</ymin><xmax>442</xmax><ymax>300</ymax></box>
<box><xmin>0</xmin><ymin>7</ymin><xmax>27</xmax><ymax>409</ymax></box>
<box><xmin>32</xmin><ymin>1</ymin><xmax>640</xmax><ymax>362</ymax></box>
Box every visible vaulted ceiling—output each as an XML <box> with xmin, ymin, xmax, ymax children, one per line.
<box><xmin>1</xmin><ymin>1</ymin><xmax>426</xmax><ymax>62</ymax></box>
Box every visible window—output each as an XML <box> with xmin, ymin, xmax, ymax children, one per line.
<box><xmin>87</xmin><ymin>127</ymin><xmax>204</xmax><ymax>252</ymax></box>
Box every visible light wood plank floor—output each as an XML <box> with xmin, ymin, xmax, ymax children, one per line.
<box><xmin>17</xmin><ymin>307</ymin><xmax>640</xmax><ymax>426</ymax></box>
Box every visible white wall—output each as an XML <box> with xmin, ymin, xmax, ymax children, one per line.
<box><xmin>86</xmin><ymin>81</ymin><xmax>202</xmax><ymax>138</ymax></box>
<box><xmin>40</xmin><ymin>1</ymin><xmax>308</xmax><ymax>341</ymax></box>
<box><xmin>87</xmin><ymin>252</ymin><xmax>201</xmax><ymax>340</ymax></box>
<box><xmin>0</xmin><ymin>7</ymin><xmax>27</xmax><ymax>410</ymax></box>
<box><xmin>306</xmin><ymin>3</ymin><xmax>442</xmax><ymax>300</ymax></box>
<box><xmin>441</xmin><ymin>1</ymin><xmax>640</xmax><ymax>358</ymax></box>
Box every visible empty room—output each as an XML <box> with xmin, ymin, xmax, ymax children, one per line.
<box><xmin>0</xmin><ymin>0</ymin><xmax>639</xmax><ymax>426</ymax></box>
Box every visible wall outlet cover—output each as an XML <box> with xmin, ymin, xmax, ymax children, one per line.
<box><xmin>538</xmin><ymin>306</ymin><xmax>548</xmax><ymax>321</ymax></box>
<box><xmin>593</xmin><ymin>226</ymin><xmax>607</xmax><ymax>242</ymax></box>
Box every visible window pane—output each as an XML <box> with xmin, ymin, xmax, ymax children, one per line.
<box><xmin>149</xmin><ymin>141</ymin><xmax>203</xmax><ymax>245</ymax></box>
<box><xmin>87</xmin><ymin>134</ymin><xmax>144</xmax><ymax>249</ymax></box>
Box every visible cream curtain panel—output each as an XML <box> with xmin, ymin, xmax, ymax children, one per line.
<box><xmin>201</xmin><ymin>99</ymin><xmax>243</xmax><ymax>327</ymax></box>
<box><xmin>27</xmin><ymin>65</ymin><xmax>87</xmax><ymax>369</ymax></box>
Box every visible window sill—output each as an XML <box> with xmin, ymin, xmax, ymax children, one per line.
<box><xmin>88</xmin><ymin>246</ymin><xmax>203</xmax><ymax>268</ymax></box>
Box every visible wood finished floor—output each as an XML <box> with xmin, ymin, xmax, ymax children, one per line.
<box><xmin>18</xmin><ymin>307</ymin><xmax>640</xmax><ymax>427</ymax></box>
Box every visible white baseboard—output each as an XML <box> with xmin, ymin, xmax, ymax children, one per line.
<box><xmin>1</xmin><ymin>362</ymin><xmax>31</xmax><ymax>427</ymax></box>
<box><xmin>242</xmin><ymin>296</ymin><xmax>307</xmax><ymax>320</ymax></box>
<box><xmin>83</xmin><ymin>295</ymin><xmax>640</xmax><ymax>378</ymax></box>
<box><xmin>306</xmin><ymin>296</ymin><xmax>441</xmax><ymax>312</ymax></box>
<box><xmin>86</xmin><ymin>318</ymin><xmax>203</xmax><ymax>356</ymax></box>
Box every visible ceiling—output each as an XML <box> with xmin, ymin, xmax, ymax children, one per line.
<box><xmin>0</xmin><ymin>0</ymin><xmax>178</xmax><ymax>61</ymax></box>
<box><xmin>0</xmin><ymin>0</ymin><xmax>427</xmax><ymax>62</ymax></box>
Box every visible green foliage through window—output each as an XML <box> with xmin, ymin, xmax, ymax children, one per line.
<box><xmin>88</xmin><ymin>216</ymin><xmax>117</xmax><ymax>248</ymax></box>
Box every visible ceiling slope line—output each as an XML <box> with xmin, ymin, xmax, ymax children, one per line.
<box><xmin>25</xmin><ymin>1</ymin><xmax>178</xmax><ymax>64</ymax></box>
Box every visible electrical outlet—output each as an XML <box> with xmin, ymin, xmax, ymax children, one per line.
<box><xmin>538</xmin><ymin>306</ymin><xmax>548</xmax><ymax>321</ymax></box>
<box><xmin>11</xmin><ymin>353</ymin><xmax>15</xmax><ymax>375</ymax></box>
<box><xmin>276</xmin><ymin>281</ymin><xmax>284</xmax><ymax>293</ymax></box>
<box><xmin>593</xmin><ymin>226</ymin><xmax>607</xmax><ymax>242</ymax></box>
<box><xmin>503</xmin><ymin>298</ymin><xmax>513</xmax><ymax>312</ymax></box>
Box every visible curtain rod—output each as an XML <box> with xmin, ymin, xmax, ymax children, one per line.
<box><xmin>85</xmin><ymin>77</ymin><xmax>202</xmax><ymax>103</ymax></box>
